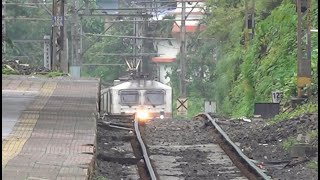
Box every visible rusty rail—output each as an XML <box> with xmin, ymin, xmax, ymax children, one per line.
<box><xmin>134</xmin><ymin>119</ymin><xmax>157</xmax><ymax>180</ymax></box>
<box><xmin>200</xmin><ymin>113</ymin><xmax>271</xmax><ymax>180</ymax></box>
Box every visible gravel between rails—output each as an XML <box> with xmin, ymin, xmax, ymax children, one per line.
<box><xmin>142</xmin><ymin>118</ymin><xmax>248</xmax><ymax>180</ymax></box>
<box><xmin>92</xmin><ymin>116</ymin><xmax>141</xmax><ymax>180</ymax></box>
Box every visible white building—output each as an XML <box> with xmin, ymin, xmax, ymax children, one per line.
<box><xmin>151</xmin><ymin>0</ymin><xmax>206</xmax><ymax>85</ymax></box>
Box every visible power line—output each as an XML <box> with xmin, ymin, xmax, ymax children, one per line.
<box><xmin>82</xmin><ymin>63</ymin><xmax>126</xmax><ymax>66</ymax></box>
<box><xmin>101</xmin><ymin>19</ymin><xmax>203</xmax><ymax>23</ymax></box>
<box><xmin>78</xmin><ymin>13</ymin><xmax>154</xmax><ymax>17</ymax></box>
<box><xmin>5</xmin><ymin>3</ymin><xmax>50</xmax><ymax>5</ymax></box>
<box><xmin>86</xmin><ymin>53</ymin><xmax>162</xmax><ymax>56</ymax></box>
<box><xmin>4</xmin><ymin>17</ymin><xmax>51</xmax><ymax>21</ymax></box>
<box><xmin>83</xmin><ymin>33</ymin><xmax>176</xmax><ymax>40</ymax></box>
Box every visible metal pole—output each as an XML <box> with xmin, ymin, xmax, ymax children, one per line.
<box><xmin>61</xmin><ymin>15</ymin><xmax>68</xmax><ymax>73</ymax></box>
<box><xmin>244</xmin><ymin>0</ymin><xmax>249</xmax><ymax>49</ymax></box>
<box><xmin>133</xmin><ymin>16</ymin><xmax>137</xmax><ymax>73</ymax></box>
<box><xmin>306</xmin><ymin>0</ymin><xmax>311</xmax><ymax>61</ymax></box>
<box><xmin>296</xmin><ymin>0</ymin><xmax>311</xmax><ymax>97</ymax></box>
<box><xmin>51</xmin><ymin>0</ymin><xmax>65</xmax><ymax>71</ymax></box>
<box><xmin>176</xmin><ymin>0</ymin><xmax>188</xmax><ymax>117</ymax></box>
<box><xmin>296</xmin><ymin>0</ymin><xmax>302</xmax><ymax>97</ymax></box>
<box><xmin>180</xmin><ymin>0</ymin><xmax>187</xmax><ymax>97</ymax></box>
<box><xmin>71</xmin><ymin>0</ymin><xmax>81</xmax><ymax>77</ymax></box>
<box><xmin>251</xmin><ymin>0</ymin><xmax>255</xmax><ymax>37</ymax></box>
<box><xmin>2</xmin><ymin>0</ymin><xmax>6</xmax><ymax>57</ymax></box>
<box><xmin>141</xmin><ymin>4</ymin><xmax>149</xmax><ymax>76</ymax></box>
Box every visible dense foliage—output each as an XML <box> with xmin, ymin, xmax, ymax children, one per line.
<box><xmin>169</xmin><ymin>0</ymin><xmax>318</xmax><ymax>118</ymax></box>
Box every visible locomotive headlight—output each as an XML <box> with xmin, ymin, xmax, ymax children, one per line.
<box><xmin>160</xmin><ymin>111</ymin><xmax>165</xmax><ymax>119</ymax></box>
<box><xmin>136</xmin><ymin>110</ymin><xmax>149</xmax><ymax>120</ymax></box>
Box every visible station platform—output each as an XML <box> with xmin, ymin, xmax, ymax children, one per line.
<box><xmin>2</xmin><ymin>75</ymin><xmax>100</xmax><ymax>180</ymax></box>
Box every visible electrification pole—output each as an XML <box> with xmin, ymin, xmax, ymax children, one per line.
<box><xmin>141</xmin><ymin>3</ymin><xmax>149</xmax><ymax>76</ymax></box>
<box><xmin>244</xmin><ymin>0</ymin><xmax>249</xmax><ymax>49</ymax></box>
<box><xmin>244</xmin><ymin>0</ymin><xmax>255</xmax><ymax>48</ymax></box>
<box><xmin>177</xmin><ymin>0</ymin><xmax>188</xmax><ymax>117</ymax></box>
<box><xmin>51</xmin><ymin>0</ymin><xmax>65</xmax><ymax>71</ymax></box>
<box><xmin>2</xmin><ymin>0</ymin><xmax>6</xmax><ymax>57</ymax></box>
<box><xmin>180</xmin><ymin>0</ymin><xmax>186</xmax><ymax>97</ymax></box>
<box><xmin>251</xmin><ymin>0</ymin><xmax>255</xmax><ymax>37</ymax></box>
<box><xmin>71</xmin><ymin>0</ymin><xmax>81</xmax><ymax>77</ymax></box>
<box><xmin>296</xmin><ymin>0</ymin><xmax>311</xmax><ymax>98</ymax></box>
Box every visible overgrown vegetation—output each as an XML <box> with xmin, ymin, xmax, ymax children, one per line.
<box><xmin>281</xmin><ymin>136</ymin><xmax>297</xmax><ymax>151</ymax></box>
<box><xmin>271</xmin><ymin>103</ymin><xmax>318</xmax><ymax>123</ymax></box>
<box><xmin>2</xmin><ymin>65</ymin><xmax>18</xmax><ymax>75</ymax></box>
<box><xmin>169</xmin><ymin>0</ymin><xmax>318</xmax><ymax>118</ymax></box>
<box><xmin>307</xmin><ymin>160</ymin><xmax>318</xmax><ymax>170</ymax></box>
<box><xmin>46</xmin><ymin>71</ymin><xmax>66</xmax><ymax>77</ymax></box>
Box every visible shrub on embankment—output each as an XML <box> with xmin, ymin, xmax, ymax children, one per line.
<box><xmin>169</xmin><ymin>0</ymin><xmax>318</xmax><ymax>118</ymax></box>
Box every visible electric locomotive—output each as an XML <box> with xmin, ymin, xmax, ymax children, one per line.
<box><xmin>101</xmin><ymin>79</ymin><xmax>172</xmax><ymax>121</ymax></box>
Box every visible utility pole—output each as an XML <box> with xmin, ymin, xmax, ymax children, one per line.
<box><xmin>296</xmin><ymin>0</ymin><xmax>311</xmax><ymax>98</ymax></box>
<box><xmin>244</xmin><ymin>0</ymin><xmax>255</xmax><ymax>48</ymax></box>
<box><xmin>51</xmin><ymin>0</ymin><xmax>65</xmax><ymax>71</ymax></box>
<box><xmin>132</xmin><ymin>16</ymin><xmax>138</xmax><ymax>75</ymax></box>
<box><xmin>71</xmin><ymin>0</ymin><xmax>81</xmax><ymax>77</ymax></box>
<box><xmin>251</xmin><ymin>0</ymin><xmax>255</xmax><ymax>37</ymax></box>
<box><xmin>141</xmin><ymin>4</ymin><xmax>149</xmax><ymax>76</ymax></box>
<box><xmin>244</xmin><ymin>0</ymin><xmax>249</xmax><ymax>49</ymax></box>
<box><xmin>180</xmin><ymin>0</ymin><xmax>186</xmax><ymax>97</ymax></box>
<box><xmin>2</xmin><ymin>0</ymin><xmax>6</xmax><ymax>57</ymax></box>
<box><xmin>177</xmin><ymin>0</ymin><xmax>188</xmax><ymax>117</ymax></box>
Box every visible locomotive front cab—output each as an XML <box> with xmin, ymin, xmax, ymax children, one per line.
<box><xmin>104</xmin><ymin>80</ymin><xmax>172</xmax><ymax>120</ymax></box>
<box><xmin>119</xmin><ymin>89</ymin><xmax>167</xmax><ymax>121</ymax></box>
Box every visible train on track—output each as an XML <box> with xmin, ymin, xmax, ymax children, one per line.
<box><xmin>101</xmin><ymin>79</ymin><xmax>172</xmax><ymax>121</ymax></box>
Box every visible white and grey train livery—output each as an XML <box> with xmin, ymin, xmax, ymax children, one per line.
<box><xmin>101</xmin><ymin>79</ymin><xmax>172</xmax><ymax>120</ymax></box>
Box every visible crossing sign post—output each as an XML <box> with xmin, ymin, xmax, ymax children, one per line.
<box><xmin>177</xmin><ymin>98</ymin><xmax>188</xmax><ymax>116</ymax></box>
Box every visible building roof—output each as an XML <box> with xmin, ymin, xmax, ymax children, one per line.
<box><xmin>151</xmin><ymin>56</ymin><xmax>176</xmax><ymax>63</ymax></box>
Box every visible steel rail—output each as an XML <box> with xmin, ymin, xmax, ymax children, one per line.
<box><xmin>134</xmin><ymin>119</ymin><xmax>157</xmax><ymax>180</ymax></box>
<box><xmin>201</xmin><ymin>113</ymin><xmax>271</xmax><ymax>180</ymax></box>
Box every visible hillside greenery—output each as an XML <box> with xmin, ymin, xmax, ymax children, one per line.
<box><xmin>169</xmin><ymin>0</ymin><xmax>318</xmax><ymax>118</ymax></box>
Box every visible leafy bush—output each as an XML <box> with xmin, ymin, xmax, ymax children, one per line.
<box><xmin>2</xmin><ymin>65</ymin><xmax>18</xmax><ymax>75</ymax></box>
<box><xmin>282</xmin><ymin>136</ymin><xmax>297</xmax><ymax>151</ymax></box>
<box><xmin>272</xmin><ymin>103</ymin><xmax>318</xmax><ymax>123</ymax></box>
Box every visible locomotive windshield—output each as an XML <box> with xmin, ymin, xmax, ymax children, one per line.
<box><xmin>120</xmin><ymin>90</ymin><xmax>139</xmax><ymax>105</ymax></box>
<box><xmin>145</xmin><ymin>90</ymin><xmax>165</xmax><ymax>106</ymax></box>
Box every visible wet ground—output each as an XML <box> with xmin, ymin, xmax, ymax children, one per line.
<box><xmin>216</xmin><ymin>113</ymin><xmax>318</xmax><ymax>180</ymax></box>
<box><xmin>142</xmin><ymin>118</ymin><xmax>248</xmax><ymax>180</ymax></box>
<box><xmin>92</xmin><ymin>116</ymin><xmax>140</xmax><ymax>180</ymax></box>
<box><xmin>93</xmin><ymin>113</ymin><xmax>318</xmax><ymax>180</ymax></box>
<box><xmin>2</xmin><ymin>90</ymin><xmax>38</xmax><ymax>139</ymax></box>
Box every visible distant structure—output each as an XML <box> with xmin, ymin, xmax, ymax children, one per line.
<box><xmin>152</xmin><ymin>0</ymin><xmax>206</xmax><ymax>85</ymax></box>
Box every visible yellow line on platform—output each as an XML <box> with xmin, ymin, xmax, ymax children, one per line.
<box><xmin>2</xmin><ymin>81</ymin><xmax>57</xmax><ymax>168</ymax></box>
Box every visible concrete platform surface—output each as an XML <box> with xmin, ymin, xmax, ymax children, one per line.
<box><xmin>2</xmin><ymin>75</ymin><xmax>100</xmax><ymax>180</ymax></box>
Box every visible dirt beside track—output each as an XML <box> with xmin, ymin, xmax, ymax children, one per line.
<box><xmin>142</xmin><ymin>118</ymin><xmax>248</xmax><ymax>180</ymax></box>
<box><xmin>92</xmin><ymin>113</ymin><xmax>317</xmax><ymax>180</ymax></box>
<box><xmin>216</xmin><ymin>113</ymin><xmax>318</xmax><ymax>180</ymax></box>
<box><xmin>92</xmin><ymin>117</ymin><xmax>140</xmax><ymax>180</ymax></box>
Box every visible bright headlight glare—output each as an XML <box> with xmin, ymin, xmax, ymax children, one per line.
<box><xmin>137</xmin><ymin>111</ymin><xmax>149</xmax><ymax>120</ymax></box>
<box><xmin>159</xmin><ymin>115</ymin><xmax>164</xmax><ymax>119</ymax></box>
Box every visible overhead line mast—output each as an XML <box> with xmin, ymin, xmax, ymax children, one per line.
<box><xmin>179</xmin><ymin>0</ymin><xmax>186</xmax><ymax>98</ymax></box>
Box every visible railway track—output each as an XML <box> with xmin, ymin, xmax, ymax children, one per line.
<box><xmin>94</xmin><ymin>113</ymin><xmax>271</xmax><ymax>180</ymax></box>
<box><xmin>94</xmin><ymin>114</ymin><xmax>154</xmax><ymax>179</ymax></box>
